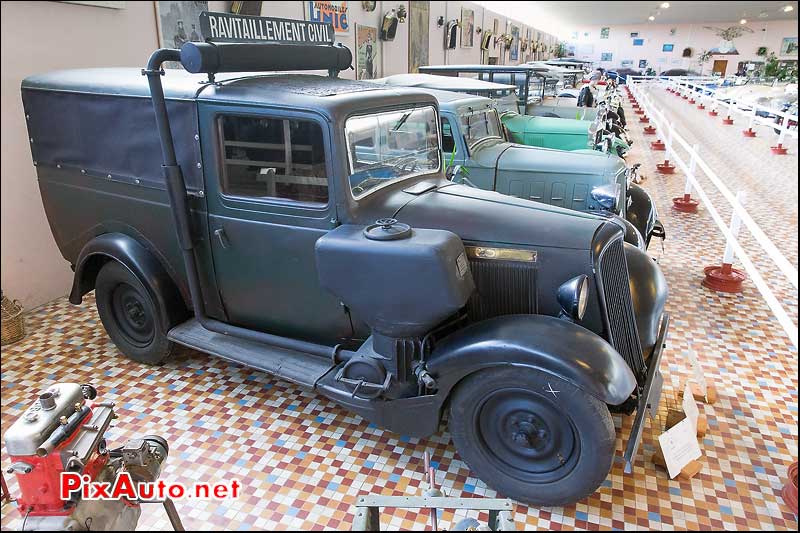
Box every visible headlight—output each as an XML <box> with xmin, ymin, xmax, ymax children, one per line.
<box><xmin>591</xmin><ymin>183</ymin><xmax>621</xmax><ymax>210</ymax></box>
<box><xmin>557</xmin><ymin>275</ymin><xmax>590</xmax><ymax>321</ymax></box>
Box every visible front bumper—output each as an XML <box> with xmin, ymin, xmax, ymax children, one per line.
<box><xmin>623</xmin><ymin>312</ymin><xmax>670</xmax><ymax>473</ymax></box>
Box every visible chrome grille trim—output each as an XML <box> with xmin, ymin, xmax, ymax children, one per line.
<box><xmin>597</xmin><ymin>237</ymin><xmax>647</xmax><ymax>379</ymax></box>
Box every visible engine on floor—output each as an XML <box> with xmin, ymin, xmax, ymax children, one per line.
<box><xmin>4</xmin><ymin>383</ymin><xmax>168</xmax><ymax>531</ymax></box>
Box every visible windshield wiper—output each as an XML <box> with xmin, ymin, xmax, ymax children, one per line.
<box><xmin>392</xmin><ymin>111</ymin><xmax>412</xmax><ymax>132</ymax></box>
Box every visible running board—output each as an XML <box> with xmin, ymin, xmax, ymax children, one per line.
<box><xmin>167</xmin><ymin>319</ymin><xmax>334</xmax><ymax>388</ymax></box>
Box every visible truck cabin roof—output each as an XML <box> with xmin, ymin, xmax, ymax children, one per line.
<box><xmin>416</xmin><ymin>88</ymin><xmax>495</xmax><ymax>112</ymax></box>
<box><xmin>21</xmin><ymin>68</ymin><xmax>438</xmax><ymax>116</ymax></box>
<box><xmin>374</xmin><ymin>73</ymin><xmax>516</xmax><ymax>95</ymax></box>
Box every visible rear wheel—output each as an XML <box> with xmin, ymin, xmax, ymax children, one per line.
<box><xmin>95</xmin><ymin>261</ymin><xmax>174</xmax><ymax>364</ymax></box>
<box><xmin>448</xmin><ymin>366</ymin><xmax>615</xmax><ymax>507</ymax></box>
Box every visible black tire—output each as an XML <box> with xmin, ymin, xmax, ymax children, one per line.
<box><xmin>448</xmin><ymin>366</ymin><xmax>615</xmax><ymax>507</ymax></box>
<box><xmin>95</xmin><ymin>261</ymin><xmax>174</xmax><ymax>364</ymax></box>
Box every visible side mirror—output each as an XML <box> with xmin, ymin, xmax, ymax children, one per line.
<box><xmin>446</xmin><ymin>164</ymin><xmax>464</xmax><ymax>181</ymax></box>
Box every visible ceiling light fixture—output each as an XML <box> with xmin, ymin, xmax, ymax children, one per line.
<box><xmin>758</xmin><ymin>10</ymin><xmax>769</xmax><ymax>18</ymax></box>
<box><xmin>648</xmin><ymin>15</ymin><xmax>655</xmax><ymax>21</ymax></box>
<box><xmin>784</xmin><ymin>5</ymin><xmax>794</xmax><ymax>12</ymax></box>
<box><xmin>661</xmin><ymin>2</ymin><xmax>670</xmax><ymax>8</ymax></box>
<box><xmin>740</xmin><ymin>18</ymin><xmax>747</xmax><ymax>24</ymax></box>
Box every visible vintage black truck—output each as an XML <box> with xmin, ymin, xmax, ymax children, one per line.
<box><xmin>21</xmin><ymin>13</ymin><xmax>668</xmax><ymax>508</ymax></box>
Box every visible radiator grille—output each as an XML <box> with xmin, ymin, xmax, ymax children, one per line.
<box><xmin>467</xmin><ymin>259</ymin><xmax>537</xmax><ymax>321</ymax></box>
<box><xmin>598</xmin><ymin>238</ymin><xmax>647</xmax><ymax>379</ymax></box>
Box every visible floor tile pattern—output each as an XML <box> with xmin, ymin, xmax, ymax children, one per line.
<box><xmin>1</xmin><ymin>87</ymin><xmax>797</xmax><ymax>530</ymax></box>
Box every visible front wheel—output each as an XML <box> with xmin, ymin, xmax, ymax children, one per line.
<box><xmin>448</xmin><ymin>367</ymin><xmax>615</xmax><ymax>507</ymax></box>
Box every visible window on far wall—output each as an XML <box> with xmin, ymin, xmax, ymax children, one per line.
<box><xmin>662</xmin><ymin>44</ymin><xmax>674</xmax><ymax>52</ymax></box>
<box><xmin>633</xmin><ymin>38</ymin><xmax>644</xmax><ymax>46</ymax></box>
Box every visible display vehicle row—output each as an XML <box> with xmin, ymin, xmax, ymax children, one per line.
<box><xmin>20</xmin><ymin>14</ymin><xmax>669</xmax><ymax>508</ymax></box>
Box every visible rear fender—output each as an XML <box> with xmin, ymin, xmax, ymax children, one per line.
<box><xmin>70</xmin><ymin>233</ymin><xmax>187</xmax><ymax>331</ymax></box>
<box><xmin>427</xmin><ymin>314</ymin><xmax>637</xmax><ymax>406</ymax></box>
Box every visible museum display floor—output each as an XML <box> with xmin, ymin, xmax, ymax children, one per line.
<box><xmin>1</xmin><ymin>91</ymin><xmax>797</xmax><ymax>530</ymax></box>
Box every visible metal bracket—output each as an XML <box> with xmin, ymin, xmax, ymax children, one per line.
<box><xmin>624</xmin><ymin>312</ymin><xmax>670</xmax><ymax>473</ymax></box>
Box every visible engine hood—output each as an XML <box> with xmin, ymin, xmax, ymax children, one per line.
<box><xmin>393</xmin><ymin>182</ymin><xmax>609</xmax><ymax>250</ymax></box>
<box><xmin>486</xmin><ymin>141</ymin><xmax>627</xmax><ymax>182</ymax></box>
<box><xmin>503</xmin><ymin>112</ymin><xmax>590</xmax><ymax>136</ymax></box>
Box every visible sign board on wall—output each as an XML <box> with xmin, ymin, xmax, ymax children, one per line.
<box><xmin>307</xmin><ymin>1</ymin><xmax>349</xmax><ymax>34</ymax></box>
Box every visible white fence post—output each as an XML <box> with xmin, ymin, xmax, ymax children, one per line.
<box><xmin>702</xmin><ymin>191</ymin><xmax>748</xmax><ymax>293</ymax></box>
<box><xmin>723</xmin><ymin>191</ymin><xmax>747</xmax><ymax>265</ymax></box>
<box><xmin>673</xmin><ymin>144</ymin><xmax>701</xmax><ymax>212</ymax></box>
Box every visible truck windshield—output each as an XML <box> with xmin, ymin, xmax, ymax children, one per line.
<box><xmin>459</xmin><ymin>108</ymin><xmax>503</xmax><ymax>148</ymax></box>
<box><xmin>346</xmin><ymin>106</ymin><xmax>441</xmax><ymax>198</ymax></box>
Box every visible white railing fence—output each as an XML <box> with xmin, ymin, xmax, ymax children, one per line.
<box><xmin>650</xmin><ymin>76</ymin><xmax>798</xmax><ymax>148</ymax></box>
<box><xmin>625</xmin><ymin>77</ymin><xmax>798</xmax><ymax>349</ymax></box>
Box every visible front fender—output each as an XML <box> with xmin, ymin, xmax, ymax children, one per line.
<box><xmin>427</xmin><ymin>314</ymin><xmax>637</xmax><ymax>405</ymax></box>
<box><xmin>624</xmin><ymin>243</ymin><xmax>668</xmax><ymax>357</ymax></box>
<box><xmin>69</xmin><ymin>233</ymin><xmax>187</xmax><ymax>331</ymax></box>
<box><xmin>626</xmin><ymin>184</ymin><xmax>658</xmax><ymax>243</ymax></box>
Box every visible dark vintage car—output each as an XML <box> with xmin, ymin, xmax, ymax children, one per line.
<box><xmin>427</xmin><ymin>90</ymin><xmax>661</xmax><ymax>248</ymax></box>
<box><xmin>21</xmin><ymin>25</ymin><xmax>669</xmax><ymax>508</ymax></box>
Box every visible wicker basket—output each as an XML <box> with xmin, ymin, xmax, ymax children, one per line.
<box><xmin>1</xmin><ymin>292</ymin><xmax>26</xmax><ymax>345</ymax></box>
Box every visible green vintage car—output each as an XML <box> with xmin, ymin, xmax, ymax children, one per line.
<box><xmin>501</xmin><ymin>110</ymin><xmax>629</xmax><ymax>155</ymax></box>
<box><xmin>374</xmin><ymin>74</ymin><xmax>630</xmax><ymax>157</ymax></box>
<box><xmin>426</xmin><ymin>89</ymin><xmax>662</xmax><ymax>248</ymax></box>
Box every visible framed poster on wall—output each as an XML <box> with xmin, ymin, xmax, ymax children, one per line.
<box><xmin>355</xmin><ymin>24</ymin><xmax>379</xmax><ymax>79</ymax></box>
<box><xmin>307</xmin><ymin>1</ymin><xmax>349</xmax><ymax>35</ymax></box>
<box><xmin>663</xmin><ymin>43</ymin><xmax>674</xmax><ymax>52</ymax></box>
<box><xmin>639</xmin><ymin>59</ymin><xmax>647</xmax><ymax>68</ymax></box>
<box><xmin>509</xmin><ymin>25</ymin><xmax>520</xmax><ymax>61</ymax></box>
<box><xmin>780</xmin><ymin>37</ymin><xmax>798</xmax><ymax>56</ymax></box>
<box><xmin>408</xmin><ymin>1</ymin><xmax>430</xmax><ymax>73</ymax></box>
<box><xmin>633</xmin><ymin>38</ymin><xmax>644</xmax><ymax>46</ymax></box>
<box><xmin>600</xmin><ymin>52</ymin><xmax>613</xmax><ymax>61</ymax></box>
<box><xmin>461</xmin><ymin>7</ymin><xmax>474</xmax><ymax>47</ymax></box>
<box><xmin>155</xmin><ymin>1</ymin><xmax>207</xmax><ymax>67</ymax></box>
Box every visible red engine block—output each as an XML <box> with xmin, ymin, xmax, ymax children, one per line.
<box><xmin>9</xmin><ymin>404</ymin><xmax>109</xmax><ymax>516</ymax></box>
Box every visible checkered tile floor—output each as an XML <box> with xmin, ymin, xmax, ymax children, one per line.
<box><xmin>1</xmin><ymin>87</ymin><xmax>797</xmax><ymax>530</ymax></box>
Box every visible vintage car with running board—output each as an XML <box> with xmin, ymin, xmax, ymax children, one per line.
<box><xmin>21</xmin><ymin>12</ymin><xmax>669</xmax><ymax>509</ymax></box>
<box><xmin>374</xmin><ymin>73</ymin><xmax>631</xmax><ymax>157</ymax></box>
<box><xmin>418</xmin><ymin>89</ymin><xmax>661</xmax><ymax>248</ymax></box>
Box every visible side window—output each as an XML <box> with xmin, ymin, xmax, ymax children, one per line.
<box><xmin>219</xmin><ymin>115</ymin><xmax>328</xmax><ymax>205</ymax></box>
<box><xmin>441</xmin><ymin>118</ymin><xmax>456</xmax><ymax>154</ymax></box>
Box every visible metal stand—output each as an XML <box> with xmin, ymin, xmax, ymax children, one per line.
<box><xmin>142</xmin><ymin>499</ymin><xmax>185</xmax><ymax>531</ymax></box>
<box><xmin>351</xmin><ymin>451</ymin><xmax>515</xmax><ymax>531</ymax></box>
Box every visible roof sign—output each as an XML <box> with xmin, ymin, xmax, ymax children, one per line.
<box><xmin>199</xmin><ymin>11</ymin><xmax>334</xmax><ymax>45</ymax></box>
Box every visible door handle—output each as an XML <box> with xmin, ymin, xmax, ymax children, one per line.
<box><xmin>214</xmin><ymin>228</ymin><xmax>230</xmax><ymax>249</ymax></box>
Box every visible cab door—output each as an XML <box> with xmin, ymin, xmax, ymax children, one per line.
<box><xmin>199</xmin><ymin>104</ymin><xmax>352</xmax><ymax>344</ymax></box>
<box><xmin>440</xmin><ymin>112</ymin><xmax>495</xmax><ymax>191</ymax></box>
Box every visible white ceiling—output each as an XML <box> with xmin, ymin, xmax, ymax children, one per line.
<box><xmin>535</xmin><ymin>1</ymin><xmax>798</xmax><ymax>25</ymax></box>
<box><xmin>478</xmin><ymin>1</ymin><xmax>798</xmax><ymax>37</ymax></box>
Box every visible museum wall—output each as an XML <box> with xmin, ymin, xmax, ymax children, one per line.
<box><xmin>0</xmin><ymin>0</ymin><xmax>228</xmax><ymax>310</ymax></box>
<box><xmin>566</xmin><ymin>20</ymin><xmax>798</xmax><ymax>76</ymax></box>
<box><xmin>0</xmin><ymin>0</ymin><xmax>553</xmax><ymax>310</ymax></box>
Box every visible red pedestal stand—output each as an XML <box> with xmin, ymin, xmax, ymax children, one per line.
<box><xmin>650</xmin><ymin>139</ymin><xmax>666</xmax><ymax>150</ymax></box>
<box><xmin>635</xmin><ymin>109</ymin><xmax>645</xmax><ymax>115</ymax></box>
<box><xmin>697</xmin><ymin>103</ymin><xmax>706</xmax><ymax>110</ymax></box>
<box><xmin>639</xmin><ymin>116</ymin><xmax>650</xmax><ymax>123</ymax></box>
<box><xmin>709</xmin><ymin>110</ymin><xmax>719</xmax><ymax>117</ymax></box>
<box><xmin>672</xmin><ymin>194</ymin><xmax>699</xmax><ymax>213</ymax></box>
<box><xmin>742</xmin><ymin>128</ymin><xmax>757</xmax><ymax>137</ymax></box>
<box><xmin>689</xmin><ymin>98</ymin><xmax>696</xmax><ymax>104</ymax></box>
<box><xmin>722</xmin><ymin>116</ymin><xmax>734</xmax><ymax>125</ymax></box>
<box><xmin>771</xmin><ymin>143</ymin><xmax>789</xmax><ymax>155</ymax></box>
<box><xmin>783</xmin><ymin>462</ymin><xmax>798</xmax><ymax>516</ymax></box>
<box><xmin>656</xmin><ymin>160</ymin><xmax>676</xmax><ymax>174</ymax></box>
<box><xmin>702</xmin><ymin>263</ymin><xmax>746</xmax><ymax>293</ymax></box>
<box><xmin>643</xmin><ymin>125</ymin><xmax>657</xmax><ymax>135</ymax></box>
